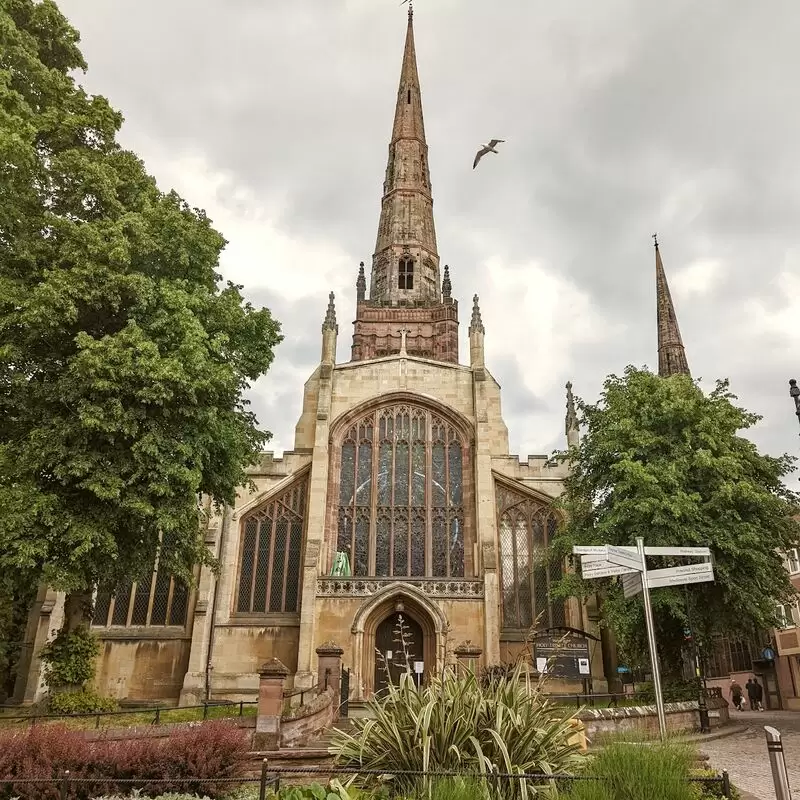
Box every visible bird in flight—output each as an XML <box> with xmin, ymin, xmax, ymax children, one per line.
<box><xmin>473</xmin><ymin>139</ymin><xmax>505</xmax><ymax>169</ymax></box>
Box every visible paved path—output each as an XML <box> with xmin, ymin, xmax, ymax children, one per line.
<box><xmin>700</xmin><ymin>710</ymin><xmax>800</xmax><ymax>799</ymax></box>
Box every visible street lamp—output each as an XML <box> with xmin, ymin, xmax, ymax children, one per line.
<box><xmin>790</xmin><ymin>379</ymin><xmax>800</xmax><ymax>427</ymax></box>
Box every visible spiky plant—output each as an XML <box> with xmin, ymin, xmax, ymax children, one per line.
<box><xmin>329</xmin><ymin>661</ymin><xmax>586</xmax><ymax>799</ymax></box>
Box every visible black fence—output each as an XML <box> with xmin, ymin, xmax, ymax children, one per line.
<box><xmin>0</xmin><ymin>764</ymin><xmax>733</xmax><ymax>800</ymax></box>
<box><xmin>545</xmin><ymin>687</ymin><xmax>723</xmax><ymax>709</ymax></box>
<box><xmin>0</xmin><ymin>699</ymin><xmax>258</xmax><ymax>729</ymax></box>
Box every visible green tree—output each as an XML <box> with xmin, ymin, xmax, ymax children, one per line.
<box><xmin>553</xmin><ymin>367</ymin><xmax>800</xmax><ymax>677</ymax></box>
<box><xmin>0</xmin><ymin>0</ymin><xmax>282</xmax><ymax>655</ymax></box>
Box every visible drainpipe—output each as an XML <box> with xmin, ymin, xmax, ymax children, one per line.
<box><xmin>205</xmin><ymin>504</ymin><xmax>231</xmax><ymax>701</ymax></box>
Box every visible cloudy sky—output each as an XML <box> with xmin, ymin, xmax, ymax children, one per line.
<box><xmin>57</xmin><ymin>0</ymin><xmax>800</xmax><ymax>469</ymax></box>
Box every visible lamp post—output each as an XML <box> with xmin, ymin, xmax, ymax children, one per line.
<box><xmin>790</xmin><ymin>379</ymin><xmax>800</xmax><ymax>427</ymax></box>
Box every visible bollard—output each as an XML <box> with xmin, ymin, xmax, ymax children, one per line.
<box><xmin>721</xmin><ymin>770</ymin><xmax>731</xmax><ymax>798</ymax></box>
<box><xmin>765</xmin><ymin>726</ymin><xmax>792</xmax><ymax>800</ymax></box>
<box><xmin>698</xmin><ymin>692</ymin><xmax>710</xmax><ymax>734</ymax></box>
<box><xmin>60</xmin><ymin>770</ymin><xmax>70</xmax><ymax>800</ymax></box>
<box><xmin>258</xmin><ymin>758</ymin><xmax>269</xmax><ymax>800</ymax></box>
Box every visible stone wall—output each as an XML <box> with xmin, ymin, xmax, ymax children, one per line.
<box><xmin>280</xmin><ymin>688</ymin><xmax>336</xmax><ymax>748</ymax></box>
<box><xmin>578</xmin><ymin>697</ymin><xmax>730</xmax><ymax>740</ymax></box>
<box><xmin>94</xmin><ymin>635</ymin><xmax>191</xmax><ymax>702</ymax></box>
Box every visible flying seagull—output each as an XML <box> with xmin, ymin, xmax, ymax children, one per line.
<box><xmin>473</xmin><ymin>139</ymin><xmax>505</xmax><ymax>169</ymax></box>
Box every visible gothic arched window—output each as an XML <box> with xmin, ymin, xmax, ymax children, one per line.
<box><xmin>235</xmin><ymin>476</ymin><xmax>307</xmax><ymax>614</ymax></box>
<box><xmin>398</xmin><ymin>256</ymin><xmax>414</xmax><ymax>290</ymax></box>
<box><xmin>495</xmin><ymin>484</ymin><xmax>566</xmax><ymax>632</ymax></box>
<box><xmin>334</xmin><ymin>404</ymin><xmax>469</xmax><ymax>578</ymax></box>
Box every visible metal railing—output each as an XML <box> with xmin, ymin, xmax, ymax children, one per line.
<box><xmin>0</xmin><ymin>764</ymin><xmax>732</xmax><ymax>800</ymax></box>
<box><xmin>544</xmin><ymin>686</ymin><xmax>722</xmax><ymax>709</ymax></box>
<box><xmin>0</xmin><ymin>699</ymin><xmax>258</xmax><ymax>729</ymax></box>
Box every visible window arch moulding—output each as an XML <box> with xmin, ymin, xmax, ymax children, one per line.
<box><xmin>492</xmin><ymin>474</ymin><xmax>566</xmax><ymax>636</ymax></box>
<box><xmin>232</xmin><ymin>469</ymin><xmax>310</xmax><ymax>618</ymax></box>
<box><xmin>326</xmin><ymin>396</ymin><xmax>476</xmax><ymax>581</ymax></box>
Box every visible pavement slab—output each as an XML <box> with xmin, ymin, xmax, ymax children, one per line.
<box><xmin>701</xmin><ymin>710</ymin><xmax>800</xmax><ymax>800</ymax></box>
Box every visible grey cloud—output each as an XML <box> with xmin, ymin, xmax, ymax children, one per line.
<box><xmin>56</xmin><ymin>0</ymin><xmax>800</xmax><ymax>467</ymax></box>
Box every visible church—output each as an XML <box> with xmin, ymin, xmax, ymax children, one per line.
<box><xmin>16</xmin><ymin>8</ymin><xmax>695</xmax><ymax>707</ymax></box>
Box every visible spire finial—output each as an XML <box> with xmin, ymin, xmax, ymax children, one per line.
<box><xmin>401</xmin><ymin>0</ymin><xmax>413</xmax><ymax>19</ymax></box>
<box><xmin>442</xmin><ymin>264</ymin><xmax>452</xmax><ymax>299</ymax></box>
<box><xmin>322</xmin><ymin>291</ymin><xmax>338</xmax><ymax>333</ymax></box>
<box><xmin>356</xmin><ymin>262</ymin><xmax>366</xmax><ymax>302</ymax></box>
<box><xmin>565</xmin><ymin>381</ymin><xmax>578</xmax><ymax>435</ymax></box>
<box><xmin>469</xmin><ymin>294</ymin><xmax>484</xmax><ymax>335</ymax></box>
<box><xmin>652</xmin><ymin>232</ymin><xmax>659</xmax><ymax>248</ymax></box>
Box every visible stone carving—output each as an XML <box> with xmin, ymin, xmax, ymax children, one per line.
<box><xmin>304</xmin><ymin>540</ymin><xmax>321</xmax><ymax>568</ymax></box>
<box><xmin>481</xmin><ymin>542</ymin><xmax>497</xmax><ymax>570</ymax></box>
<box><xmin>317</xmin><ymin>578</ymin><xmax>483</xmax><ymax>598</ymax></box>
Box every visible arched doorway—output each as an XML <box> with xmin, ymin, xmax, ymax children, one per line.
<box><xmin>351</xmin><ymin>582</ymin><xmax>449</xmax><ymax>699</ymax></box>
<box><xmin>374</xmin><ymin>612</ymin><xmax>424</xmax><ymax>695</ymax></box>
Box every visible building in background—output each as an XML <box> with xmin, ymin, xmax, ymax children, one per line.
<box><xmin>15</xmin><ymin>9</ymin><xmax>612</xmax><ymax>707</ymax></box>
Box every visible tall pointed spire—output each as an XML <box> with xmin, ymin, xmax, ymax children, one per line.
<box><xmin>370</xmin><ymin>6</ymin><xmax>439</xmax><ymax>304</ymax></box>
<box><xmin>653</xmin><ymin>235</ymin><xmax>690</xmax><ymax>378</ymax></box>
<box><xmin>350</xmin><ymin>10</ymin><xmax>459</xmax><ymax>364</ymax></box>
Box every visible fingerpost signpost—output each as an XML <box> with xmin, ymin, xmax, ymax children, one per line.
<box><xmin>572</xmin><ymin>538</ymin><xmax>715</xmax><ymax>741</ymax></box>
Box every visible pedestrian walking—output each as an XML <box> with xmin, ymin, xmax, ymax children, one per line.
<box><xmin>753</xmin><ymin>677</ymin><xmax>764</xmax><ymax>711</ymax></box>
<box><xmin>730</xmin><ymin>678</ymin><xmax>744</xmax><ymax>710</ymax></box>
<box><xmin>746</xmin><ymin>678</ymin><xmax>758</xmax><ymax>711</ymax></box>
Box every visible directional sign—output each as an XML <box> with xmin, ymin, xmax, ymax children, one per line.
<box><xmin>646</xmin><ymin>562</ymin><xmax>714</xmax><ymax>589</ymax></box>
<box><xmin>582</xmin><ymin>563</ymin><xmax>636</xmax><ymax>579</ymax></box>
<box><xmin>573</xmin><ymin>546</ymin><xmax>616</xmax><ymax>556</ymax></box>
<box><xmin>622</xmin><ymin>572</ymin><xmax>643</xmax><ymax>598</ymax></box>
<box><xmin>582</xmin><ymin>560</ymin><xmax>636</xmax><ymax>576</ymax></box>
<box><xmin>605</xmin><ymin>545</ymin><xmax>644</xmax><ymax>572</ymax></box>
<box><xmin>643</xmin><ymin>546</ymin><xmax>711</xmax><ymax>558</ymax></box>
<box><xmin>574</xmin><ymin>545</ymin><xmax>710</xmax><ymax>558</ymax></box>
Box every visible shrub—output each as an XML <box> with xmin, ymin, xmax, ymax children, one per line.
<box><xmin>39</xmin><ymin>626</ymin><xmax>100</xmax><ymax>691</ymax></box>
<box><xmin>330</xmin><ymin>661</ymin><xmax>585</xmax><ymax>799</ymax></box>
<box><xmin>48</xmin><ymin>689</ymin><xmax>118</xmax><ymax>715</ymax></box>
<box><xmin>559</xmin><ymin>741</ymin><xmax>699</xmax><ymax>800</ymax></box>
<box><xmin>635</xmin><ymin>679</ymin><xmax>702</xmax><ymax>705</ymax></box>
<box><xmin>0</xmin><ymin>720</ymin><xmax>250</xmax><ymax>800</ymax></box>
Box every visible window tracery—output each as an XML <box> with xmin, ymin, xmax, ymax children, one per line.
<box><xmin>335</xmin><ymin>404</ymin><xmax>468</xmax><ymax>578</ymax></box>
<box><xmin>495</xmin><ymin>483</ymin><xmax>566</xmax><ymax>631</ymax></box>
<box><xmin>235</xmin><ymin>477</ymin><xmax>307</xmax><ymax>614</ymax></box>
<box><xmin>92</xmin><ymin>536</ymin><xmax>190</xmax><ymax>629</ymax></box>
<box><xmin>398</xmin><ymin>256</ymin><xmax>414</xmax><ymax>290</ymax></box>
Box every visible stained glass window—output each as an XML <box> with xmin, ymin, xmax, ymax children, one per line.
<box><xmin>496</xmin><ymin>484</ymin><xmax>566</xmax><ymax>632</ymax></box>
<box><xmin>235</xmin><ymin>476</ymin><xmax>308</xmax><ymax>614</ymax></box>
<box><xmin>335</xmin><ymin>404</ymin><xmax>469</xmax><ymax>577</ymax></box>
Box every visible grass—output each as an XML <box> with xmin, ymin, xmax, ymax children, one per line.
<box><xmin>0</xmin><ymin>702</ymin><xmax>257</xmax><ymax>730</ymax></box>
<box><xmin>558</xmin><ymin>739</ymin><xmax>705</xmax><ymax>800</ymax></box>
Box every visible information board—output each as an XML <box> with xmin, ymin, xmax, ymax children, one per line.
<box><xmin>532</xmin><ymin>634</ymin><xmax>591</xmax><ymax>679</ymax></box>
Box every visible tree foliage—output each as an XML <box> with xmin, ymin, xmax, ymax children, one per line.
<box><xmin>0</xmin><ymin>0</ymin><xmax>282</xmax><ymax>631</ymax></box>
<box><xmin>553</xmin><ymin>367</ymin><xmax>800</xmax><ymax>676</ymax></box>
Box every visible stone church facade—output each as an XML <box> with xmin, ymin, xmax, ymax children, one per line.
<box><xmin>17</xmin><ymin>9</ymin><xmax>617</xmax><ymax>706</ymax></box>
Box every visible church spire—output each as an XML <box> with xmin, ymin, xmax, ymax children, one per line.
<box><xmin>369</xmin><ymin>6</ymin><xmax>439</xmax><ymax>304</ymax></box>
<box><xmin>350</xmin><ymin>10</ymin><xmax>459</xmax><ymax>364</ymax></box>
<box><xmin>653</xmin><ymin>235</ymin><xmax>691</xmax><ymax>378</ymax></box>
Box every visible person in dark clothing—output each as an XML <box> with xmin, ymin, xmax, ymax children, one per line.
<box><xmin>746</xmin><ymin>678</ymin><xmax>758</xmax><ymax>710</ymax></box>
<box><xmin>753</xmin><ymin>678</ymin><xmax>764</xmax><ymax>711</ymax></box>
